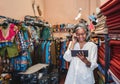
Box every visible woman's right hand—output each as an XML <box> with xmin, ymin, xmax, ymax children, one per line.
<box><xmin>72</xmin><ymin>33</ymin><xmax>77</xmax><ymax>44</ymax></box>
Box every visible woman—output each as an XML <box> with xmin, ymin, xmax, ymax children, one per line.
<box><xmin>63</xmin><ymin>23</ymin><xmax>98</xmax><ymax>84</ymax></box>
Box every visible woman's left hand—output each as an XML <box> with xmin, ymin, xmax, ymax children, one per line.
<box><xmin>77</xmin><ymin>51</ymin><xmax>91</xmax><ymax>67</ymax></box>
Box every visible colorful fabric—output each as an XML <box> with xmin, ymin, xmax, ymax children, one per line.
<box><xmin>0</xmin><ymin>42</ymin><xmax>13</xmax><ymax>48</ymax></box>
<box><xmin>50</xmin><ymin>41</ymin><xmax>57</xmax><ymax>65</ymax></box>
<box><xmin>0</xmin><ymin>23</ymin><xmax>18</xmax><ymax>42</ymax></box>
<box><xmin>45</xmin><ymin>41</ymin><xmax>51</xmax><ymax>64</ymax></box>
<box><xmin>0</xmin><ymin>44</ymin><xmax>18</xmax><ymax>58</ymax></box>
<box><xmin>40</xmin><ymin>27</ymin><xmax>51</xmax><ymax>40</ymax></box>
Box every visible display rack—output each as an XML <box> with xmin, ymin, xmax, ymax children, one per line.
<box><xmin>92</xmin><ymin>34</ymin><xmax>110</xmax><ymax>84</ymax></box>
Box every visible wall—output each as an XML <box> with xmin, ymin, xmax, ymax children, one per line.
<box><xmin>44</xmin><ymin>0</ymin><xmax>100</xmax><ymax>25</ymax></box>
<box><xmin>0</xmin><ymin>0</ymin><xmax>103</xmax><ymax>24</ymax></box>
<box><xmin>0</xmin><ymin>0</ymin><xmax>44</xmax><ymax>20</ymax></box>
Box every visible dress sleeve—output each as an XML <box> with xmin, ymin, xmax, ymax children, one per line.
<box><xmin>63</xmin><ymin>41</ymin><xmax>73</xmax><ymax>62</ymax></box>
<box><xmin>89</xmin><ymin>44</ymin><xmax>98</xmax><ymax>70</ymax></box>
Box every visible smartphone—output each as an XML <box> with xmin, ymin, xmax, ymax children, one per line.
<box><xmin>71</xmin><ymin>50</ymin><xmax>88</xmax><ymax>57</ymax></box>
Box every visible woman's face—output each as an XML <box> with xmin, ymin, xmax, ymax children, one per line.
<box><xmin>75</xmin><ymin>28</ymin><xmax>86</xmax><ymax>43</ymax></box>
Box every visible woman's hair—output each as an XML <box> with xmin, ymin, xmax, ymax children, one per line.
<box><xmin>73</xmin><ymin>23</ymin><xmax>88</xmax><ymax>33</ymax></box>
<box><xmin>73</xmin><ymin>23</ymin><xmax>91</xmax><ymax>41</ymax></box>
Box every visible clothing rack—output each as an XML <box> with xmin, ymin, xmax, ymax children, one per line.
<box><xmin>0</xmin><ymin>15</ymin><xmax>49</xmax><ymax>27</ymax></box>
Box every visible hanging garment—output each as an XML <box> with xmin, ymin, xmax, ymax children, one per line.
<box><xmin>41</xmin><ymin>41</ymin><xmax>47</xmax><ymax>63</ymax></box>
<box><xmin>45</xmin><ymin>41</ymin><xmax>51</xmax><ymax>64</ymax></box>
<box><xmin>10</xmin><ymin>53</ymin><xmax>29</xmax><ymax>72</ymax></box>
<box><xmin>50</xmin><ymin>41</ymin><xmax>57</xmax><ymax>65</ymax></box>
<box><xmin>59</xmin><ymin>41</ymin><xmax>66</xmax><ymax>69</ymax></box>
<box><xmin>18</xmin><ymin>30</ymin><xmax>28</xmax><ymax>51</ymax></box>
<box><xmin>31</xmin><ymin>27</ymin><xmax>39</xmax><ymax>41</ymax></box>
<box><xmin>63</xmin><ymin>42</ymin><xmax>98</xmax><ymax>84</ymax></box>
<box><xmin>0</xmin><ymin>42</ymin><xmax>13</xmax><ymax>48</ymax></box>
<box><xmin>0</xmin><ymin>23</ymin><xmax>18</xmax><ymax>42</ymax></box>
<box><xmin>0</xmin><ymin>44</ymin><xmax>18</xmax><ymax>58</ymax></box>
<box><xmin>6</xmin><ymin>44</ymin><xmax>19</xmax><ymax>58</ymax></box>
<box><xmin>32</xmin><ymin>43</ymin><xmax>40</xmax><ymax>65</ymax></box>
<box><xmin>40</xmin><ymin>27</ymin><xmax>51</xmax><ymax>40</ymax></box>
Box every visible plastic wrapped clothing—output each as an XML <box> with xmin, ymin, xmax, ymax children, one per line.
<box><xmin>63</xmin><ymin>42</ymin><xmax>98</xmax><ymax>84</ymax></box>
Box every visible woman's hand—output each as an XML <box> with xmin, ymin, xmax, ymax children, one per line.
<box><xmin>77</xmin><ymin>51</ymin><xmax>91</xmax><ymax>67</ymax></box>
<box><xmin>72</xmin><ymin>33</ymin><xmax>77</xmax><ymax>44</ymax></box>
<box><xmin>69</xmin><ymin>33</ymin><xmax>78</xmax><ymax>50</ymax></box>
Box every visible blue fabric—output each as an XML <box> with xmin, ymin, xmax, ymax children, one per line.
<box><xmin>0</xmin><ymin>42</ymin><xmax>13</xmax><ymax>48</ymax></box>
<box><xmin>98</xmin><ymin>64</ymin><xmax>113</xmax><ymax>81</ymax></box>
<box><xmin>45</xmin><ymin>41</ymin><xmax>51</xmax><ymax>64</ymax></box>
<box><xmin>98</xmin><ymin>64</ymin><xmax>105</xmax><ymax>75</ymax></box>
<box><xmin>89</xmin><ymin>15</ymin><xmax>96</xmax><ymax>22</ymax></box>
<box><xmin>23</xmin><ymin>29</ymin><xmax>32</xmax><ymax>66</ymax></box>
<box><xmin>27</xmin><ymin>50</ymin><xmax>32</xmax><ymax>66</ymax></box>
<box><xmin>18</xmin><ymin>31</ymin><xmax>27</xmax><ymax>50</ymax></box>
<box><xmin>10</xmin><ymin>55</ymin><xmax>28</xmax><ymax>72</ymax></box>
<box><xmin>41</xmin><ymin>41</ymin><xmax>47</xmax><ymax>63</ymax></box>
<box><xmin>60</xmin><ymin>41</ymin><xmax>66</xmax><ymax>69</ymax></box>
<box><xmin>31</xmin><ymin>27</ymin><xmax>39</xmax><ymax>41</ymax></box>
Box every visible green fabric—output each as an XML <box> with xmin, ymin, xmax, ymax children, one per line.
<box><xmin>6</xmin><ymin>44</ymin><xmax>18</xmax><ymax>58</ymax></box>
<box><xmin>0</xmin><ymin>47</ymin><xmax>6</xmax><ymax>57</ymax></box>
<box><xmin>0</xmin><ymin>44</ymin><xmax>18</xmax><ymax>58</ymax></box>
<box><xmin>41</xmin><ymin>27</ymin><xmax>51</xmax><ymax>40</ymax></box>
<box><xmin>98</xmin><ymin>77</ymin><xmax>104</xmax><ymax>84</ymax></box>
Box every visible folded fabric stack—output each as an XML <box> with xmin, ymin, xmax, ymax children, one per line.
<box><xmin>98</xmin><ymin>43</ymin><xmax>105</xmax><ymax>68</ymax></box>
<box><xmin>93</xmin><ymin>13</ymin><xmax>108</xmax><ymax>34</ymax></box>
<box><xmin>100</xmin><ymin>0</ymin><xmax>120</xmax><ymax>34</ymax></box>
<box><xmin>108</xmin><ymin>40</ymin><xmax>120</xmax><ymax>83</ymax></box>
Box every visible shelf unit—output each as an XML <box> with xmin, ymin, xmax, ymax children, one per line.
<box><xmin>92</xmin><ymin>34</ymin><xmax>110</xmax><ymax>84</ymax></box>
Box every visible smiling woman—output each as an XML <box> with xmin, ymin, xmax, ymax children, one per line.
<box><xmin>63</xmin><ymin>23</ymin><xmax>98</xmax><ymax>84</ymax></box>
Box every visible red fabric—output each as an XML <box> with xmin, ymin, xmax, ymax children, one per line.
<box><xmin>107</xmin><ymin>23</ymin><xmax>120</xmax><ymax>28</ymax></box>
<box><xmin>108</xmin><ymin>30</ymin><xmax>120</xmax><ymax>34</ymax></box>
<box><xmin>88</xmin><ymin>22</ymin><xmax>95</xmax><ymax>32</ymax></box>
<box><xmin>99</xmin><ymin>46</ymin><xmax>105</xmax><ymax>54</ymax></box>
<box><xmin>98</xmin><ymin>56</ymin><xmax>105</xmax><ymax>67</ymax></box>
<box><xmin>106</xmin><ymin>18</ymin><xmax>120</xmax><ymax>25</ymax></box>
<box><xmin>0</xmin><ymin>23</ymin><xmax>18</xmax><ymax>42</ymax></box>
<box><xmin>107</xmin><ymin>11</ymin><xmax>120</xmax><ymax>18</ymax></box>
<box><xmin>102</xmin><ymin>3</ymin><xmax>120</xmax><ymax>16</ymax></box>
<box><xmin>107</xmin><ymin>14</ymin><xmax>120</xmax><ymax>22</ymax></box>
<box><xmin>108</xmin><ymin>26</ymin><xmax>120</xmax><ymax>30</ymax></box>
<box><xmin>101</xmin><ymin>0</ymin><xmax>120</xmax><ymax>12</ymax></box>
<box><xmin>98</xmin><ymin>48</ymin><xmax>105</xmax><ymax>59</ymax></box>
<box><xmin>109</xmin><ymin>40</ymin><xmax>120</xmax><ymax>46</ymax></box>
<box><xmin>110</xmin><ymin>66</ymin><xmax>120</xmax><ymax>80</ymax></box>
<box><xmin>111</xmin><ymin>55</ymin><xmax>120</xmax><ymax>60</ymax></box>
<box><xmin>100</xmin><ymin>0</ymin><xmax>111</xmax><ymax>9</ymax></box>
<box><xmin>110</xmin><ymin>59</ymin><xmax>120</xmax><ymax>70</ymax></box>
